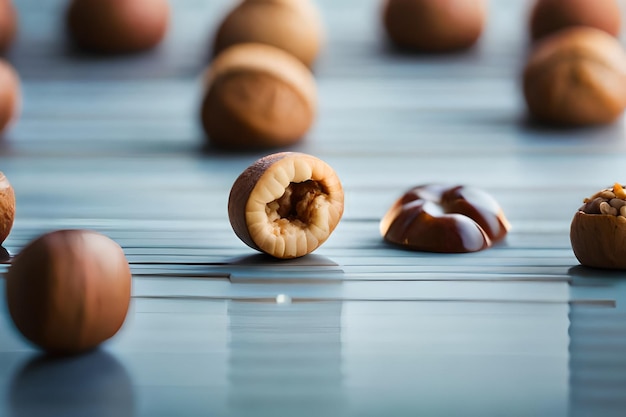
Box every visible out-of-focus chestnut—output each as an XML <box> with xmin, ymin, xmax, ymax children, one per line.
<box><xmin>201</xmin><ymin>43</ymin><xmax>316</xmax><ymax>150</ymax></box>
<box><xmin>380</xmin><ymin>184</ymin><xmax>510</xmax><ymax>253</ymax></box>
<box><xmin>66</xmin><ymin>0</ymin><xmax>170</xmax><ymax>54</ymax></box>
<box><xmin>5</xmin><ymin>230</ymin><xmax>132</xmax><ymax>355</ymax></box>
<box><xmin>523</xmin><ymin>27</ymin><xmax>626</xmax><ymax>126</ymax></box>
<box><xmin>530</xmin><ymin>0</ymin><xmax>621</xmax><ymax>41</ymax></box>
<box><xmin>382</xmin><ymin>0</ymin><xmax>487</xmax><ymax>52</ymax></box>
<box><xmin>0</xmin><ymin>59</ymin><xmax>20</xmax><ymax>134</ymax></box>
<box><xmin>0</xmin><ymin>0</ymin><xmax>17</xmax><ymax>53</ymax></box>
<box><xmin>213</xmin><ymin>0</ymin><xmax>323</xmax><ymax>68</ymax></box>
<box><xmin>571</xmin><ymin>183</ymin><xmax>626</xmax><ymax>269</ymax></box>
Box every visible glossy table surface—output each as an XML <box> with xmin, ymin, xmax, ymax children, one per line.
<box><xmin>2</xmin><ymin>1</ymin><xmax>626</xmax><ymax>416</ymax></box>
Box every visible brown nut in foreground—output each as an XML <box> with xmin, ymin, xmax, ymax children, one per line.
<box><xmin>66</xmin><ymin>0</ymin><xmax>169</xmax><ymax>53</ymax></box>
<box><xmin>0</xmin><ymin>59</ymin><xmax>20</xmax><ymax>134</ymax></box>
<box><xmin>571</xmin><ymin>183</ymin><xmax>626</xmax><ymax>269</ymax></box>
<box><xmin>0</xmin><ymin>0</ymin><xmax>17</xmax><ymax>53</ymax></box>
<box><xmin>228</xmin><ymin>152</ymin><xmax>344</xmax><ymax>259</ymax></box>
<box><xmin>382</xmin><ymin>0</ymin><xmax>486</xmax><ymax>52</ymax></box>
<box><xmin>201</xmin><ymin>43</ymin><xmax>316</xmax><ymax>150</ymax></box>
<box><xmin>0</xmin><ymin>171</ymin><xmax>14</xmax><ymax>244</ymax></box>
<box><xmin>523</xmin><ymin>27</ymin><xmax>626</xmax><ymax>126</ymax></box>
<box><xmin>213</xmin><ymin>0</ymin><xmax>323</xmax><ymax>68</ymax></box>
<box><xmin>380</xmin><ymin>184</ymin><xmax>510</xmax><ymax>253</ymax></box>
<box><xmin>530</xmin><ymin>0</ymin><xmax>621</xmax><ymax>41</ymax></box>
<box><xmin>6</xmin><ymin>230</ymin><xmax>132</xmax><ymax>354</ymax></box>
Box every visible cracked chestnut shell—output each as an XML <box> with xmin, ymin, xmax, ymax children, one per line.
<box><xmin>6</xmin><ymin>230</ymin><xmax>132</xmax><ymax>354</ymax></box>
<box><xmin>228</xmin><ymin>152</ymin><xmax>344</xmax><ymax>259</ymax></box>
<box><xmin>380</xmin><ymin>185</ymin><xmax>510</xmax><ymax>253</ymax></box>
<box><xmin>382</xmin><ymin>0</ymin><xmax>486</xmax><ymax>52</ymax></box>
<box><xmin>0</xmin><ymin>59</ymin><xmax>19</xmax><ymax>134</ymax></box>
<box><xmin>0</xmin><ymin>171</ymin><xmax>14</xmax><ymax>244</ymax></box>
<box><xmin>66</xmin><ymin>0</ymin><xmax>169</xmax><ymax>53</ymax></box>
<box><xmin>201</xmin><ymin>43</ymin><xmax>316</xmax><ymax>150</ymax></box>
<box><xmin>213</xmin><ymin>0</ymin><xmax>323</xmax><ymax>68</ymax></box>
<box><xmin>0</xmin><ymin>0</ymin><xmax>17</xmax><ymax>54</ymax></box>
<box><xmin>523</xmin><ymin>27</ymin><xmax>626</xmax><ymax>126</ymax></box>
<box><xmin>530</xmin><ymin>0</ymin><xmax>621</xmax><ymax>41</ymax></box>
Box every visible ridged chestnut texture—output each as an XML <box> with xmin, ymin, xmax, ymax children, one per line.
<box><xmin>382</xmin><ymin>0</ymin><xmax>486</xmax><ymax>52</ymax></box>
<box><xmin>570</xmin><ymin>183</ymin><xmax>626</xmax><ymax>269</ymax></box>
<box><xmin>523</xmin><ymin>27</ymin><xmax>626</xmax><ymax>126</ymax></box>
<box><xmin>66</xmin><ymin>0</ymin><xmax>169</xmax><ymax>54</ymax></box>
<box><xmin>530</xmin><ymin>0</ymin><xmax>621</xmax><ymax>41</ymax></box>
<box><xmin>0</xmin><ymin>59</ymin><xmax>20</xmax><ymax>134</ymax></box>
<box><xmin>201</xmin><ymin>43</ymin><xmax>316</xmax><ymax>150</ymax></box>
<box><xmin>213</xmin><ymin>0</ymin><xmax>323</xmax><ymax>68</ymax></box>
<box><xmin>6</xmin><ymin>230</ymin><xmax>132</xmax><ymax>354</ymax></box>
<box><xmin>228</xmin><ymin>152</ymin><xmax>344</xmax><ymax>259</ymax></box>
<box><xmin>0</xmin><ymin>171</ymin><xmax>14</xmax><ymax>244</ymax></box>
<box><xmin>380</xmin><ymin>185</ymin><xmax>510</xmax><ymax>253</ymax></box>
<box><xmin>0</xmin><ymin>0</ymin><xmax>17</xmax><ymax>53</ymax></box>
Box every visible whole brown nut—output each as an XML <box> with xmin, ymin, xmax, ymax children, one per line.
<box><xmin>0</xmin><ymin>0</ymin><xmax>17</xmax><ymax>53</ymax></box>
<box><xmin>66</xmin><ymin>0</ymin><xmax>169</xmax><ymax>54</ymax></box>
<box><xmin>382</xmin><ymin>0</ymin><xmax>487</xmax><ymax>52</ymax></box>
<box><xmin>6</xmin><ymin>230</ymin><xmax>132</xmax><ymax>354</ymax></box>
<box><xmin>213</xmin><ymin>0</ymin><xmax>323</xmax><ymax>68</ymax></box>
<box><xmin>571</xmin><ymin>183</ymin><xmax>626</xmax><ymax>269</ymax></box>
<box><xmin>228</xmin><ymin>152</ymin><xmax>344</xmax><ymax>259</ymax></box>
<box><xmin>201</xmin><ymin>43</ymin><xmax>316</xmax><ymax>150</ymax></box>
<box><xmin>0</xmin><ymin>171</ymin><xmax>14</xmax><ymax>244</ymax></box>
<box><xmin>523</xmin><ymin>27</ymin><xmax>626</xmax><ymax>126</ymax></box>
<box><xmin>530</xmin><ymin>0</ymin><xmax>621</xmax><ymax>41</ymax></box>
<box><xmin>0</xmin><ymin>59</ymin><xmax>20</xmax><ymax>134</ymax></box>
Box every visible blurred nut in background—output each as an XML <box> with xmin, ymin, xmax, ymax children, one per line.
<box><xmin>0</xmin><ymin>171</ymin><xmax>14</xmax><ymax>244</ymax></box>
<box><xmin>382</xmin><ymin>0</ymin><xmax>487</xmax><ymax>52</ymax></box>
<box><xmin>0</xmin><ymin>59</ymin><xmax>20</xmax><ymax>134</ymax></box>
<box><xmin>213</xmin><ymin>0</ymin><xmax>323</xmax><ymax>68</ymax></box>
<box><xmin>0</xmin><ymin>0</ymin><xmax>17</xmax><ymax>53</ymax></box>
<box><xmin>530</xmin><ymin>0</ymin><xmax>621</xmax><ymax>41</ymax></box>
<box><xmin>523</xmin><ymin>27</ymin><xmax>626</xmax><ymax>126</ymax></box>
<box><xmin>201</xmin><ymin>43</ymin><xmax>316</xmax><ymax>150</ymax></box>
<box><xmin>6</xmin><ymin>230</ymin><xmax>132</xmax><ymax>355</ymax></box>
<box><xmin>66</xmin><ymin>0</ymin><xmax>170</xmax><ymax>54</ymax></box>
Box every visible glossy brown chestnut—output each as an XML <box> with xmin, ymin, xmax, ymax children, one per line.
<box><xmin>66</xmin><ymin>0</ymin><xmax>169</xmax><ymax>54</ymax></box>
<box><xmin>0</xmin><ymin>59</ymin><xmax>20</xmax><ymax>134</ymax></box>
<box><xmin>382</xmin><ymin>0</ymin><xmax>487</xmax><ymax>52</ymax></box>
<box><xmin>228</xmin><ymin>152</ymin><xmax>344</xmax><ymax>259</ymax></box>
<box><xmin>201</xmin><ymin>43</ymin><xmax>316</xmax><ymax>150</ymax></box>
<box><xmin>6</xmin><ymin>230</ymin><xmax>132</xmax><ymax>354</ymax></box>
<box><xmin>213</xmin><ymin>0</ymin><xmax>323</xmax><ymax>68</ymax></box>
<box><xmin>530</xmin><ymin>0</ymin><xmax>621</xmax><ymax>41</ymax></box>
<box><xmin>0</xmin><ymin>0</ymin><xmax>17</xmax><ymax>53</ymax></box>
<box><xmin>523</xmin><ymin>27</ymin><xmax>626</xmax><ymax>126</ymax></box>
<box><xmin>0</xmin><ymin>171</ymin><xmax>14</xmax><ymax>244</ymax></box>
<box><xmin>380</xmin><ymin>184</ymin><xmax>510</xmax><ymax>253</ymax></box>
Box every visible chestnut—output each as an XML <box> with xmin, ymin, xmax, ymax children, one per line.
<box><xmin>0</xmin><ymin>171</ymin><xmax>14</xmax><ymax>244</ymax></box>
<box><xmin>0</xmin><ymin>0</ymin><xmax>16</xmax><ymax>53</ymax></box>
<box><xmin>529</xmin><ymin>0</ymin><xmax>621</xmax><ymax>41</ymax></box>
<box><xmin>523</xmin><ymin>27</ymin><xmax>626</xmax><ymax>126</ymax></box>
<box><xmin>0</xmin><ymin>59</ymin><xmax>20</xmax><ymax>134</ymax></box>
<box><xmin>571</xmin><ymin>183</ymin><xmax>626</xmax><ymax>269</ymax></box>
<box><xmin>380</xmin><ymin>184</ymin><xmax>510</xmax><ymax>253</ymax></box>
<box><xmin>382</xmin><ymin>0</ymin><xmax>487</xmax><ymax>52</ymax></box>
<box><xmin>228</xmin><ymin>152</ymin><xmax>344</xmax><ymax>259</ymax></box>
<box><xmin>66</xmin><ymin>0</ymin><xmax>170</xmax><ymax>54</ymax></box>
<box><xmin>5</xmin><ymin>230</ymin><xmax>132</xmax><ymax>354</ymax></box>
<box><xmin>213</xmin><ymin>0</ymin><xmax>323</xmax><ymax>68</ymax></box>
<box><xmin>201</xmin><ymin>43</ymin><xmax>316</xmax><ymax>150</ymax></box>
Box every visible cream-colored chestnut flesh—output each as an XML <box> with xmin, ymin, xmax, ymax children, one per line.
<box><xmin>228</xmin><ymin>152</ymin><xmax>344</xmax><ymax>259</ymax></box>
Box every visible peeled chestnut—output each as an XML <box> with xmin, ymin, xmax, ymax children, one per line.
<box><xmin>66</xmin><ymin>0</ymin><xmax>170</xmax><ymax>54</ymax></box>
<box><xmin>201</xmin><ymin>43</ymin><xmax>316</xmax><ymax>150</ymax></box>
<box><xmin>523</xmin><ymin>27</ymin><xmax>626</xmax><ymax>126</ymax></box>
<box><xmin>6</xmin><ymin>230</ymin><xmax>132</xmax><ymax>354</ymax></box>
<box><xmin>228</xmin><ymin>152</ymin><xmax>344</xmax><ymax>259</ymax></box>
<box><xmin>380</xmin><ymin>184</ymin><xmax>510</xmax><ymax>253</ymax></box>
<box><xmin>382</xmin><ymin>0</ymin><xmax>487</xmax><ymax>52</ymax></box>
<box><xmin>213</xmin><ymin>0</ymin><xmax>323</xmax><ymax>68</ymax></box>
<box><xmin>0</xmin><ymin>59</ymin><xmax>20</xmax><ymax>134</ymax></box>
<box><xmin>530</xmin><ymin>0</ymin><xmax>621</xmax><ymax>41</ymax></box>
<box><xmin>571</xmin><ymin>183</ymin><xmax>626</xmax><ymax>269</ymax></box>
<box><xmin>0</xmin><ymin>0</ymin><xmax>16</xmax><ymax>53</ymax></box>
<box><xmin>0</xmin><ymin>171</ymin><xmax>14</xmax><ymax>244</ymax></box>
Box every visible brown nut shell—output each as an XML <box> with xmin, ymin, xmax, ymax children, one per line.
<box><xmin>380</xmin><ymin>184</ymin><xmax>510</xmax><ymax>253</ymax></box>
<box><xmin>213</xmin><ymin>0</ymin><xmax>323</xmax><ymax>68</ymax></box>
<box><xmin>0</xmin><ymin>171</ymin><xmax>14</xmax><ymax>244</ymax></box>
<box><xmin>201</xmin><ymin>43</ymin><xmax>316</xmax><ymax>150</ymax></box>
<box><xmin>6</xmin><ymin>230</ymin><xmax>132</xmax><ymax>354</ymax></box>
<box><xmin>0</xmin><ymin>0</ymin><xmax>17</xmax><ymax>53</ymax></box>
<box><xmin>66</xmin><ymin>0</ymin><xmax>169</xmax><ymax>54</ymax></box>
<box><xmin>228</xmin><ymin>152</ymin><xmax>344</xmax><ymax>259</ymax></box>
<box><xmin>382</xmin><ymin>0</ymin><xmax>486</xmax><ymax>52</ymax></box>
<box><xmin>570</xmin><ymin>211</ymin><xmax>626</xmax><ymax>269</ymax></box>
<box><xmin>0</xmin><ymin>59</ymin><xmax>19</xmax><ymax>134</ymax></box>
<box><xmin>530</xmin><ymin>0</ymin><xmax>621</xmax><ymax>41</ymax></box>
<box><xmin>523</xmin><ymin>27</ymin><xmax>626</xmax><ymax>126</ymax></box>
